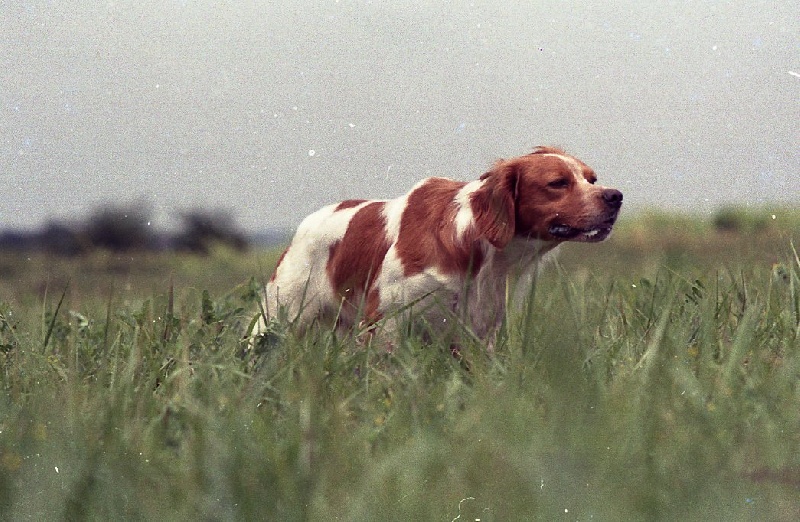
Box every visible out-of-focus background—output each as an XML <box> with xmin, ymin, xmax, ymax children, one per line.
<box><xmin>2</xmin><ymin>4</ymin><xmax>800</xmax><ymax>519</ymax></box>
<box><xmin>3</xmin><ymin>0</ymin><xmax>798</xmax><ymax>247</ymax></box>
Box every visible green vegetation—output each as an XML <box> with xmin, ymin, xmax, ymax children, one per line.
<box><xmin>1</xmin><ymin>209</ymin><xmax>799</xmax><ymax>520</ymax></box>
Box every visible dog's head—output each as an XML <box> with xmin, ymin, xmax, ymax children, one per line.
<box><xmin>472</xmin><ymin>146</ymin><xmax>623</xmax><ymax>248</ymax></box>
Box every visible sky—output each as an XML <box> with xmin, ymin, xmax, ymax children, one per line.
<box><xmin>3</xmin><ymin>0</ymin><xmax>799</xmax><ymax>233</ymax></box>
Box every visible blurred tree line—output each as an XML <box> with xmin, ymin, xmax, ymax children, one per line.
<box><xmin>0</xmin><ymin>205</ymin><xmax>249</xmax><ymax>255</ymax></box>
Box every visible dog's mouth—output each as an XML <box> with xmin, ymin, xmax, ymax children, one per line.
<box><xmin>548</xmin><ymin>221</ymin><xmax>615</xmax><ymax>243</ymax></box>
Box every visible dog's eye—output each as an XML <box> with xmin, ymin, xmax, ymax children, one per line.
<box><xmin>548</xmin><ymin>179</ymin><xmax>570</xmax><ymax>189</ymax></box>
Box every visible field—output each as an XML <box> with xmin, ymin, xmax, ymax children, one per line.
<box><xmin>1</xmin><ymin>209</ymin><xmax>799</xmax><ymax>520</ymax></box>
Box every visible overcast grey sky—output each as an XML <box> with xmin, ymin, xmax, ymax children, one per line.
<box><xmin>3</xmin><ymin>1</ymin><xmax>798</xmax><ymax>232</ymax></box>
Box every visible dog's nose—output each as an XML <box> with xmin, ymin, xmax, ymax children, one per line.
<box><xmin>602</xmin><ymin>189</ymin><xmax>623</xmax><ymax>209</ymax></box>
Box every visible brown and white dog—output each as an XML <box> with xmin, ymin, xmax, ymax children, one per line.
<box><xmin>252</xmin><ymin>146</ymin><xmax>622</xmax><ymax>347</ymax></box>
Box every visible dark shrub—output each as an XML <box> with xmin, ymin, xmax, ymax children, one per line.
<box><xmin>84</xmin><ymin>205</ymin><xmax>154</xmax><ymax>251</ymax></box>
<box><xmin>173</xmin><ymin>210</ymin><xmax>249</xmax><ymax>254</ymax></box>
<box><xmin>39</xmin><ymin>221</ymin><xmax>88</xmax><ymax>256</ymax></box>
<box><xmin>712</xmin><ymin>206</ymin><xmax>772</xmax><ymax>233</ymax></box>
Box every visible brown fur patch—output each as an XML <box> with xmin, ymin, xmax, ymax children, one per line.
<box><xmin>513</xmin><ymin>154</ymin><xmax>583</xmax><ymax>239</ymax></box>
<box><xmin>326</xmin><ymin>202</ymin><xmax>391</xmax><ymax>321</ymax></box>
<box><xmin>472</xmin><ymin>165</ymin><xmax>517</xmax><ymax>248</ymax></box>
<box><xmin>335</xmin><ymin>199</ymin><xmax>368</xmax><ymax>212</ymax></box>
<box><xmin>396</xmin><ymin>178</ymin><xmax>485</xmax><ymax>277</ymax></box>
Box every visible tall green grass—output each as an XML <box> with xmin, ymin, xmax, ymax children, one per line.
<box><xmin>0</xmin><ymin>229</ymin><xmax>799</xmax><ymax>519</ymax></box>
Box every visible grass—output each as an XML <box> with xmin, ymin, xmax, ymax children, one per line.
<box><xmin>1</xmin><ymin>211</ymin><xmax>799</xmax><ymax>520</ymax></box>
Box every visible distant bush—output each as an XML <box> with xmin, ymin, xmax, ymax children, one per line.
<box><xmin>39</xmin><ymin>221</ymin><xmax>89</xmax><ymax>255</ymax></box>
<box><xmin>84</xmin><ymin>205</ymin><xmax>154</xmax><ymax>252</ymax></box>
<box><xmin>712</xmin><ymin>206</ymin><xmax>773</xmax><ymax>233</ymax></box>
<box><xmin>0</xmin><ymin>205</ymin><xmax>250</xmax><ymax>255</ymax></box>
<box><xmin>173</xmin><ymin>210</ymin><xmax>249</xmax><ymax>254</ymax></box>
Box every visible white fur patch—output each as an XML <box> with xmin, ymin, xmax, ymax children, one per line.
<box><xmin>543</xmin><ymin>153</ymin><xmax>588</xmax><ymax>184</ymax></box>
<box><xmin>265</xmin><ymin>202</ymin><xmax>367</xmax><ymax>325</ymax></box>
<box><xmin>454</xmin><ymin>180</ymin><xmax>482</xmax><ymax>238</ymax></box>
<box><xmin>382</xmin><ymin>194</ymin><xmax>408</xmax><ymax>242</ymax></box>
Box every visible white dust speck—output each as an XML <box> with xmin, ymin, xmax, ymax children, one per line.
<box><xmin>789</xmin><ymin>71</ymin><xmax>800</xmax><ymax>78</ymax></box>
<box><xmin>55</xmin><ymin>466</ymin><xmax>59</xmax><ymax>473</ymax></box>
<box><xmin>308</xmin><ymin>150</ymin><xmax>315</xmax><ymax>157</ymax></box>
<box><xmin>712</xmin><ymin>45</ymin><xmax>718</xmax><ymax>51</ymax></box>
<box><xmin>348</xmin><ymin>123</ymin><xmax>355</xmax><ymax>128</ymax></box>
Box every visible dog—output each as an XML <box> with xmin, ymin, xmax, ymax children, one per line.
<box><xmin>252</xmin><ymin>146</ymin><xmax>622</xmax><ymax>348</ymax></box>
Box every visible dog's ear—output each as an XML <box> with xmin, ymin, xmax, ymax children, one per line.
<box><xmin>471</xmin><ymin>161</ymin><xmax>517</xmax><ymax>249</ymax></box>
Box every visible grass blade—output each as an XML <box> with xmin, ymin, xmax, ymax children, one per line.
<box><xmin>43</xmin><ymin>282</ymin><xmax>69</xmax><ymax>351</ymax></box>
